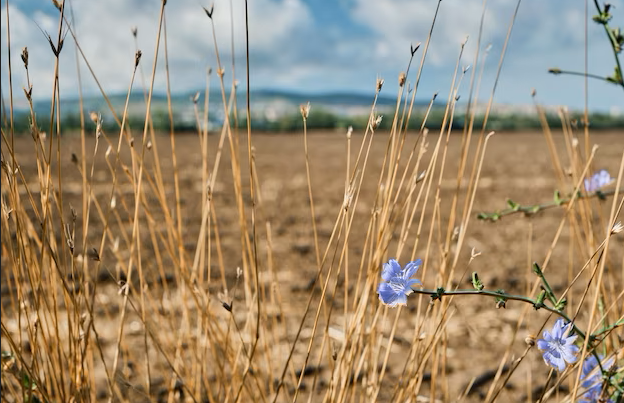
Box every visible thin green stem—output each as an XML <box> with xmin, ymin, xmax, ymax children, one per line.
<box><xmin>590</xmin><ymin>317</ymin><xmax>623</xmax><ymax>339</ymax></box>
<box><xmin>477</xmin><ymin>188</ymin><xmax>623</xmax><ymax>222</ymax></box>
<box><xmin>409</xmin><ymin>286</ymin><xmax>618</xmax><ymax>380</ymax></box>
<box><xmin>550</xmin><ymin>1</ymin><xmax>623</xmax><ymax>89</ymax></box>
<box><xmin>532</xmin><ymin>262</ymin><xmax>559</xmax><ymax>307</ymax></box>
<box><xmin>548</xmin><ymin>68</ymin><xmax>617</xmax><ymax>85</ymax></box>
<box><xmin>410</xmin><ymin>287</ymin><xmax>587</xmax><ymax>339</ymax></box>
<box><xmin>592</xmin><ymin>0</ymin><xmax>624</xmax><ymax>88</ymax></box>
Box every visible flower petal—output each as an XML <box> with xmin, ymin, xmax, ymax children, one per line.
<box><xmin>402</xmin><ymin>259</ymin><xmax>422</xmax><ymax>279</ymax></box>
<box><xmin>552</xmin><ymin>319</ymin><xmax>565</xmax><ymax>338</ymax></box>
<box><xmin>542</xmin><ymin>350</ymin><xmax>566</xmax><ymax>372</ymax></box>
<box><xmin>381</xmin><ymin>259</ymin><xmax>402</xmax><ymax>281</ymax></box>
<box><xmin>537</xmin><ymin>319</ymin><xmax>579</xmax><ymax>371</ymax></box>
<box><xmin>377</xmin><ymin>282</ymin><xmax>408</xmax><ymax>307</ymax></box>
<box><xmin>560</xmin><ymin>344</ymin><xmax>579</xmax><ymax>364</ymax></box>
<box><xmin>536</xmin><ymin>339</ymin><xmax>550</xmax><ymax>351</ymax></box>
<box><xmin>378</xmin><ymin>259</ymin><xmax>424</xmax><ymax>307</ymax></box>
<box><xmin>377</xmin><ymin>283</ymin><xmax>399</xmax><ymax>305</ymax></box>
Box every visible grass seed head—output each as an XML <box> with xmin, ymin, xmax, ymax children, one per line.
<box><xmin>416</xmin><ymin>170</ymin><xmax>426</xmax><ymax>183</ymax></box>
<box><xmin>203</xmin><ymin>4</ymin><xmax>215</xmax><ymax>19</ymax></box>
<box><xmin>1</xmin><ymin>197</ymin><xmax>13</xmax><ymax>221</ymax></box>
<box><xmin>21</xmin><ymin>47</ymin><xmax>28</xmax><ymax>68</ymax></box>
<box><xmin>64</xmin><ymin>224</ymin><xmax>74</xmax><ymax>254</ymax></box>
<box><xmin>370</xmin><ymin>115</ymin><xmax>383</xmax><ymax>130</ymax></box>
<box><xmin>300</xmin><ymin>102</ymin><xmax>311</xmax><ymax>119</ymax></box>
<box><xmin>70</xmin><ymin>204</ymin><xmax>77</xmax><ymax>222</ymax></box>
<box><xmin>88</xmin><ymin>248</ymin><xmax>100</xmax><ymax>261</ymax></box>
<box><xmin>23</xmin><ymin>84</ymin><xmax>33</xmax><ymax>101</ymax></box>
<box><xmin>410</xmin><ymin>42</ymin><xmax>421</xmax><ymax>56</ymax></box>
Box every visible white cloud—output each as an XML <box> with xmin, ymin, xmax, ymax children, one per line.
<box><xmin>350</xmin><ymin>0</ymin><xmax>513</xmax><ymax>67</ymax></box>
<box><xmin>1</xmin><ymin>0</ymin><xmax>622</xmax><ymax>111</ymax></box>
<box><xmin>348</xmin><ymin>0</ymin><xmax>624</xmax><ymax>109</ymax></box>
<box><xmin>1</xmin><ymin>0</ymin><xmax>314</xmax><ymax>104</ymax></box>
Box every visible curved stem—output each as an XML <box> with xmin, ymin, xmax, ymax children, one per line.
<box><xmin>549</xmin><ymin>68</ymin><xmax>617</xmax><ymax>85</ymax></box>
<box><xmin>477</xmin><ymin>188</ymin><xmax>623</xmax><ymax>222</ymax></box>
<box><xmin>592</xmin><ymin>0</ymin><xmax>624</xmax><ymax>89</ymax></box>
<box><xmin>591</xmin><ymin>318</ymin><xmax>623</xmax><ymax>339</ymax></box>
<box><xmin>410</xmin><ymin>287</ymin><xmax>586</xmax><ymax>339</ymax></box>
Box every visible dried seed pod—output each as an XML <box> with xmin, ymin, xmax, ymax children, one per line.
<box><xmin>21</xmin><ymin>47</ymin><xmax>29</xmax><ymax>68</ymax></box>
<box><xmin>398</xmin><ymin>72</ymin><xmax>406</xmax><ymax>87</ymax></box>
<box><xmin>376</xmin><ymin>77</ymin><xmax>384</xmax><ymax>92</ymax></box>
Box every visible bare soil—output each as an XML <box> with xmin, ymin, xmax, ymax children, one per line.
<box><xmin>2</xmin><ymin>130</ymin><xmax>623</xmax><ymax>402</ymax></box>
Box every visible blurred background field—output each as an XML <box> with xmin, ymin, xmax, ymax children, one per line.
<box><xmin>2</xmin><ymin>0</ymin><xmax>623</xmax><ymax>402</ymax></box>
<box><xmin>2</xmin><ymin>128</ymin><xmax>622</xmax><ymax>402</ymax></box>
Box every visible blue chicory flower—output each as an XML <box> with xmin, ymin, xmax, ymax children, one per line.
<box><xmin>584</xmin><ymin>170</ymin><xmax>613</xmax><ymax>192</ymax></box>
<box><xmin>377</xmin><ymin>259</ymin><xmax>422</xmax><ymax>307</ymax></box>
<box><xmin>536</xmin><ymin>318</ymin><xmax>579</xmax><ymax>372</ymax></box>
<box><xmin>579</xmin><ymin>355</ymin><xmax>615</xmax><ymax>403</ymax></box>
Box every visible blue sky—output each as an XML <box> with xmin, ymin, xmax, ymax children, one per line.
<box><xmin>1</xmin><ymin>0</ymin><xmax>623</xmax><ymax>112</ymax></box>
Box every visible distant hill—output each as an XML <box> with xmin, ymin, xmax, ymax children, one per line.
<box><xmin>25</xmin><ymin>89</ymin><xmax>430</xmax><ymax>120</ymax></box>
<box><xmin>10</xmin><ymin>89</ymin><xmax>620</xmax><ymax>133</ymax></box>
<box><xmin>246</xmin><ymin>89</ymin><xmax>408</xmax><ymax>107</ymax></box>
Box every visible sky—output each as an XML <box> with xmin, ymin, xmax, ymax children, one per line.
<box><xmin>1</xmin><ymin>0</ymin><xmax>623</xmax><ymax>112</ymax></box>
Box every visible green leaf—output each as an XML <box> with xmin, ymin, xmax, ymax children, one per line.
<box><xmin>534</xmin><ymin>290</ymin><xmax>547</xmax><ymax>310</ymax></box>
<box><xmin>506</xmin><ymin>199</ymin><xmax>519</xmax><ymax>210</ymax></box>
<box><xmin>554</xmin><ymin>190</ymin><xmax>563</xmax><ymax>205</ymax></box>
<box><xmin>472</xmin><ymin>272</ymin><xmax>485</xmax><ymax>291</ymax></box>
<box><xmin>548</xmin><ymin>67</ymin><xmax>562</xmax><ymax>75</ymax></box>
<box><xmin>612</xmin><ymin>27</ymin><xmax>623</xmax><ymax>53</ymax></box>
<box><xmin>606</xmin><ymin>66</ymin><xmax>623</xmax><ymax>85</ymax></box>
<box><xmin>22</xmin><ymin>372</ymin><xmax>35</xmax><ymax>389</ymax></box>
<box><xmin>592</xmin><ymin>11</ymin><xmax>612</xmax><ymax>24</ymax></box>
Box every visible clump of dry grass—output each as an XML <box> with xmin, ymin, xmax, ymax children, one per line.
<box><xmin>1</xmin><ymin>1</ymin><xmax>622</xmax><ymax>402</ymax></box>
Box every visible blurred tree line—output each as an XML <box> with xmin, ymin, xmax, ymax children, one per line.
<box><xmin>4</xmin><ymin>108</ymin><xmax>623</xmax><ymax>135</ymax></box>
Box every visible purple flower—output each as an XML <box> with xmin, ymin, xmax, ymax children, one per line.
<box><xmin>377</xmin><ymin>259</ymin><xmax>422</xmax><ymax>307</ymax></box>
<box><xmin>579</xmin><ymin>355</ymin><xmax>615</xmax><ymax>403</ymax></box>
<box><xmin>584</xmin><ymin>170</ymin><xmax>613</xmax><ymax>192</ymax></box>
<box><xmin>536</xmin><ymin>319</ymin><xmax>579</xmax><ymax>371</ymax></box>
